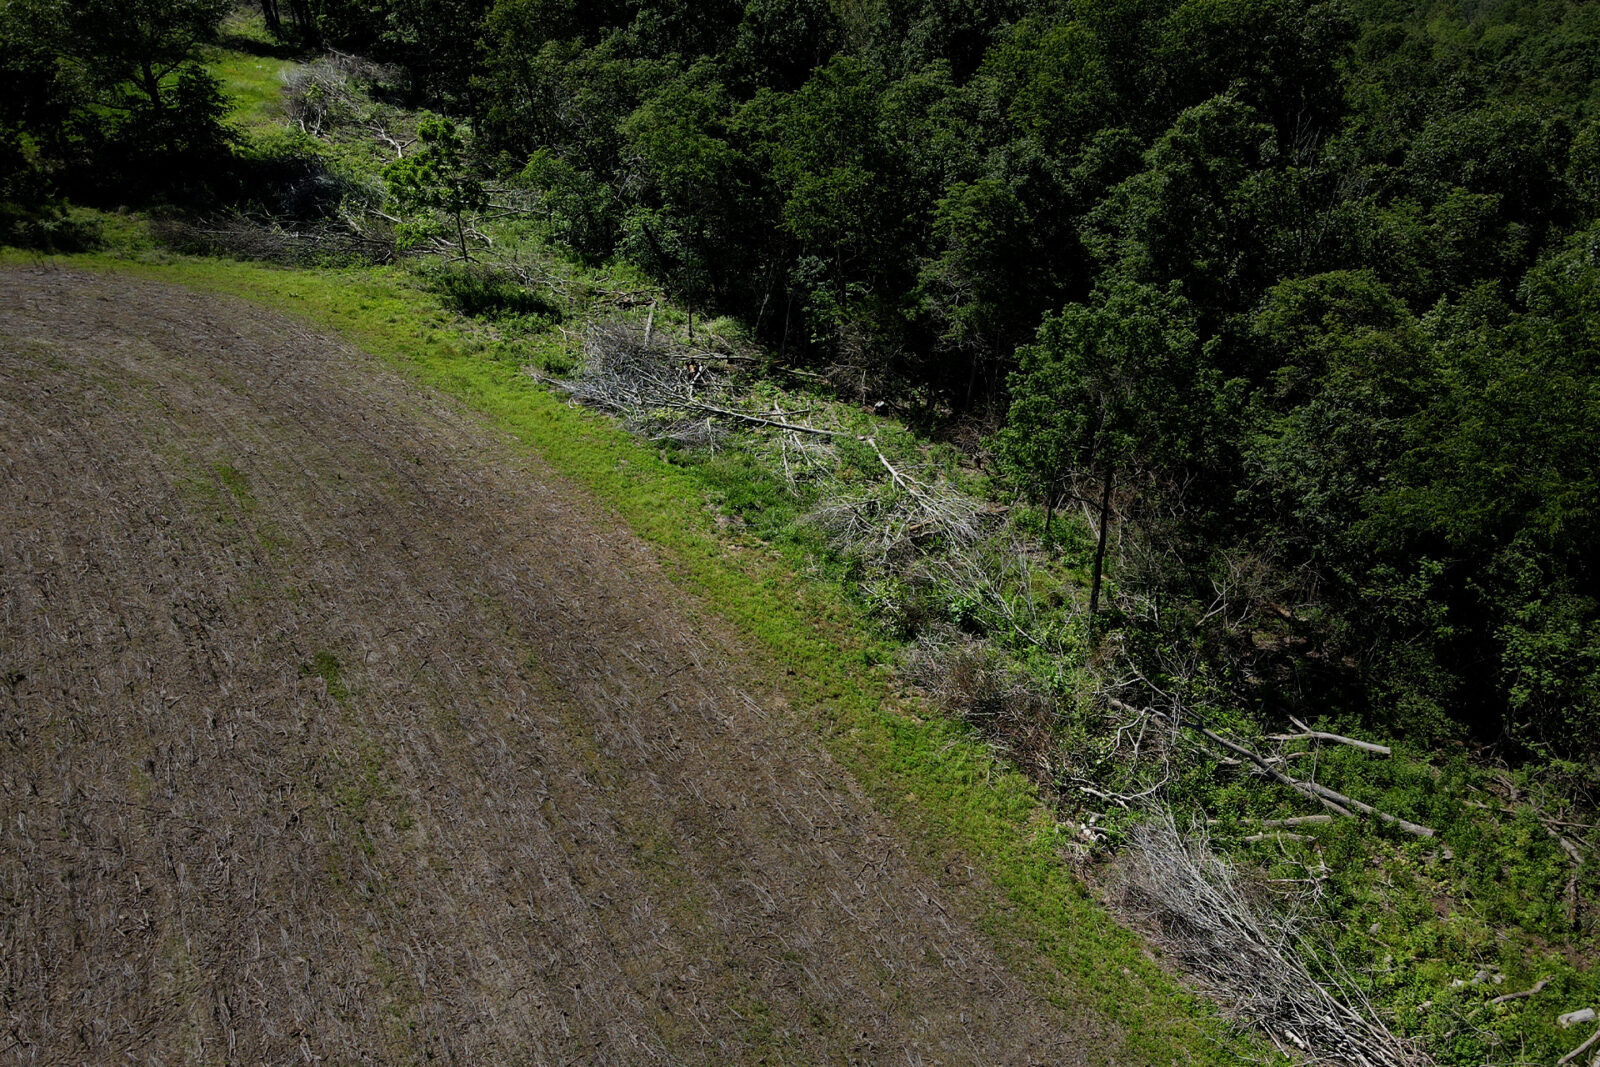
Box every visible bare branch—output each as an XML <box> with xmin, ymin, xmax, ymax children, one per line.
<box><xmin>692</xmin><ymin>402</ymin><xmax>840</xmax><ymax>437</ymax></box>
<box><xmin>866</xmin><ymin>435</ymin><xmax>926</xmax><ymax>499</ymax></box>
<box><xmin>1243</xmin><ymin>832</ymin><xmax>1315</xmax><ymax>844</ymax></box>
<box><xmin>1266</xmin><ymin>727</ymin><xmax>1392</xmax><ymax>756</ymax></box>
<box><xmin>1297</xmin><ymin>781</ymin><xmax>1435</xmax><ymax>839</ymax></box>
<box><xmin>1557</xmin><ymin>1024</ymin><xmax>1600</xmax><ymax>1066</ymax></box>
<box><xmin>1488</xmin><ymin>977</ymin><xmax>1550</xmax><ymax>1005</ymax></box>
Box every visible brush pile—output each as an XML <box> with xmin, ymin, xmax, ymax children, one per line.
<box><xmin>1119</xmin><ymin>813</ymin><xmax>1428</xmax><ymax>1067</ymax></box>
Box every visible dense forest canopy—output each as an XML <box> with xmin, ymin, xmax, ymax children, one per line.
<box><xmin>4</xmin><ymin>0</ymin><xmax>1597</xmax><ymax>766</ymax></box>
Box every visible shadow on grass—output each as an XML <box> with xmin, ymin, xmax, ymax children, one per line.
<box><xmin>215</xmin><ymin>32</ymin><xmax>310</xmax><ymax>61</ymax></box>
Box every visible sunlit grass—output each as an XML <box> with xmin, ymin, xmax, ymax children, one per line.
<box><xmin>207</xmin><ymin>12</ymin><xmax>304</xmax><ymax>131</ymax></box>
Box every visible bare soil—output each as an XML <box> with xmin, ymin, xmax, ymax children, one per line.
<box><xmin>0</xmin><ymin>268</ymin><xmax>1106</xmax><ymax>1065</ymax></box>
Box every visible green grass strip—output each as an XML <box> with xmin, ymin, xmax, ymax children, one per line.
<box><xmin>5</xmin><ymin>249</ymin><xmax>1268</xmax><ymax>1064</ymax></box>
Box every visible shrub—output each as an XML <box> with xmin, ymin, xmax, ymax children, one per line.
<box><xmin>422</xmin><ymin>262</ymin><xmax>562</xmax><ymax>322</ymax></box>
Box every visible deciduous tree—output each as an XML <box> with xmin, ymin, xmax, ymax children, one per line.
<box><xmin>998</xmin><ymin>280</ymin><xmax>1206</xmax><ymax>619</ymax></box>
<box><xmin>386</xmin><ymin>115</ymin><xmax>489</xmax><ymax>260</ymax></box>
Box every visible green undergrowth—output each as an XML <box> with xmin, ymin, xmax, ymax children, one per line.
<box><xmin>0</xmin><ymin>244</ymin><xmax>1264</xmax><ymax>1064</ymax></box>
<box><xmin>207</xmin><ymin>12</ymin><xmax>307</xmax><ymax>133</ymax></box>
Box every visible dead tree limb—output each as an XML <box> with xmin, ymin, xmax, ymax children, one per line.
<box><xmin>1243</xmin><ymin>832</ymin><xmax>1314</xmax><ymax>844</ymax></box>
<box><xmin>865</xmin><ymin>436</ymin><xmax>927</xmax><ymax>500</ymax></box>
<box><xmin>1104</xmin><ymin>694</ymin><xmax>1434</xmax><ymax>837</ymax></box>
<box><xmin>692</xmin><ymin>403</ymin><xmax>840</xmax><ymax>437</ymax></box>
<box><xmin>1193</xmin><ymin>723</ymin><xmax>1435</xmax><ymax>837</ymax></box>
<box><xmin>1297</xmin><ymin>782</ymin><xmax>1436</xmax><ymax>839</ymax></box>
<box><xmin>1489</xmin><ymin>977</ymin><xmax>1550</xmax><ymax>1005</ymax></box>
<box><xmin>1557</xmin><ymin>1024</ymin><xmax>1600</xmax><ymax>1066</ymax></box>
<box><xmin>1267</xmin><ymin>720</ymin><xmax>1392</xmax><ymax>756</ymax></box>
<box><xmin>1111</xmin><ymin>693</ymin><xmax>1432</xmax><ymax>836</ymax></box>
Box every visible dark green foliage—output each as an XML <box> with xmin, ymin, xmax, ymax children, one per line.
<box><xmin>100</xmin><ymin>65</ymin><xmax>238</xmax><ymax>197</ymax></box>
<box><xmin>386</xmin><ymin>115</ymin><xmax>489</xmax><ymax>258</ymax></box>
<box><xmin>1241</xmin><ymin>271</ymin><xmax>1429</xmax><ymax>569</ymax></box>
<box><xmin>1087</xmin><ymin>94</ymin><xmax>1282</xmax><ymax>319</ymax></box>
<box><xmin>0</xmin><ymin>0</ymin><xmax>238</xmax><ymax>207</ymax></box>
<box><xmin>727</xmin><ymin>0</ymin><xmax>843</xmax><ymax>92</ymax></box>
<box><xmin>0</xmin><ymin>119</ymin><xmax>100</xmax><ymax>249</ymax></box>
<box><xmin>423</xmin><ymin>262</ymin><xmax>562</xmax><ymax>321</ymax></box>
<box><xmin>278</xmin><ymin>0</ymin><xmax>492</xmax><ymax>105</ymax></box>
<box><xmin>999</xmin><ymin>281</ymin><xmax>1207</xmax><ymax>516</ymax></box>
<box><xmin>1366</xmin><ymin>248</ymin><xmax>1600</xmax><ymax>755</ymax></box>
<box><xmin>519</xmin><ymin>149</ymin><xmax>621</xmax><ymax>261</ymax></box>
<box><xmin>998</xmin><ymin>281</ymin><xmax>1210</xmax><ymax>616</ymax></box>
<box><xmin>919</xmin><ymin>179</ymin><xmax>1042</xmax><ymax>353</ymax></box>
<box><xmin>869</xmin><ymin>0</ymin><xmax>1032</xmax><ymax>83</ymax></box>
<box><xmin>1570</xmin><ymin>116</ymin><xmax>1600</xmax><ymax>220</ymax></box>
<box><xmin>0</xmin><ymin>2</ymin><xmax>76</xmax><ymax>153</ymax></box>
<box><xmin>61</xmin><ymin>0</ymin><xmax>232</xmax><ymax>112</ymax></box>
<box><xmin>448</xmin><ymin>0</ymin><xmax>1600</xmax><ymax>767</ymax></box>
<box><xmin>1151</xmin><ymin>0</ymin><xmax>1354</xmax><ymax>137</ymax></box>
<box><xmin>618</xmin><ymin>65</ymin><xmax>753</xmax><ymax>309</ymax></box>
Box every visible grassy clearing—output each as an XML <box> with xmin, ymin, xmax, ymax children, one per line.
<box><xmin>208</xmin><ymin>11</ymin><xmax>305</xmax><ymax>131</ymax></box>
<box><xmin>1</xmin><ymin>243</ymin><xmax>1264</xmax><ymax>1063</ymax></box>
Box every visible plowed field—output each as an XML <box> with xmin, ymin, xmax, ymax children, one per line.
<box><xmin>0</xmin><ymin>268</ymin><xmax>1104</xmax><ymax>1064</ymax></box>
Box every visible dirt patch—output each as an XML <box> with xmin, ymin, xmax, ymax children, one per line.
<box><xmin>0</xmin><ymin>267</ymin><xmax>1106</xmax><ymax>1064</ymax></box>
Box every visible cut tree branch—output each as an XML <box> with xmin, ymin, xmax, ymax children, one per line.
<box><xmin>1557</xmin><ymin>1024</ymin><xmax>1600</xmax><ymax>1066</ymax></box>
<box><xmin>1266</xmin><ymin>720</ymin><xmax>1392</xmax><ymax>756</ymax></box>
<box><xmin>865</xmin><ymin>436</ymin><xmax>929</xmax><ymax>501</ymax></box>
<box><xmin>1243</xmin><ymin>832</ymin><xmax>1315</xmax><ymax>844</ymax></box>
<box><xmin>1297</xmin><ymin>781</ymin><xmax>1436</xmax><ymax>839</ymax></box>
<box><xmin>1191</xmin><ymin>722</ymin><xmax>1435</xmax><ymax>837</ymax></box>
<box><xmin>1488</xmin><ymin>977</ymin><xmax>1550</xmax><ymax>1005</ymax></box>
<box><xmin>693</xmin><ymin>402</ymin><xmax>840</xmax><ymax>437</ymax></box>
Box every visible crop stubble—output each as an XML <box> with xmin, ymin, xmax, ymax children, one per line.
<box><xmin>0</xmin><ymin>269</ymin><xmax>1101</xmax><ymax>1065</ymax></box>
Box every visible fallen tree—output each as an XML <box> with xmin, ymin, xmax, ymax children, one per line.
<box><xmin>1103</xmin><ymin>696</ymin><xmax>1435</xmax><ymax>838</ymax></box>
<box><xmin>1119</xmin><ymin>813</ymin><xmax>1428</xmax><ymax>1067</ymax></box>
<box><xmin>542</xmin><ymin>319</ymin><xmax>993</xmax><ymax>559</ymax></box>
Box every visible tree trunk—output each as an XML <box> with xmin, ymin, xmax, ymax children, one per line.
<box><xmin>286</xmin><ymin>0</ymin><xmax>319</xmax><ymax>45</ymax></box>
<box><xmin>754</xmin><ymin>262</ymin><xmax>774</xmax><ymax>337</ymax></box>
<box><xmin>140</xmin><ymin>60</ymin><xmax>163</xmax><ymax>110</ymax></box>
<box><xmin>779</xmin><ymin>289</ymin><xmax>793</xmax><ymax>360</ymax></box>
<box><xmin>1089</xmin><ymin>461</ymin><xmax>1114</xmax><ymax>621</ymax></box>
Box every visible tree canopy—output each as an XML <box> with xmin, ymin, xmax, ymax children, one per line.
<box><xmin>7</xmin><ymin>0</ymin><xmax>1598</xmax><ymax>762</ymax></box>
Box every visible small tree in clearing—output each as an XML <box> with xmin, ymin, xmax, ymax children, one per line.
<box><xmin>385</xmin><ymin>115</ymin><xmax>488</xmax><ymax>260</ymax></box>
<box><xmin>997</xmin><ymin>281</ymin><xmax>1205</xmax><ymax>623</ymax></box>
